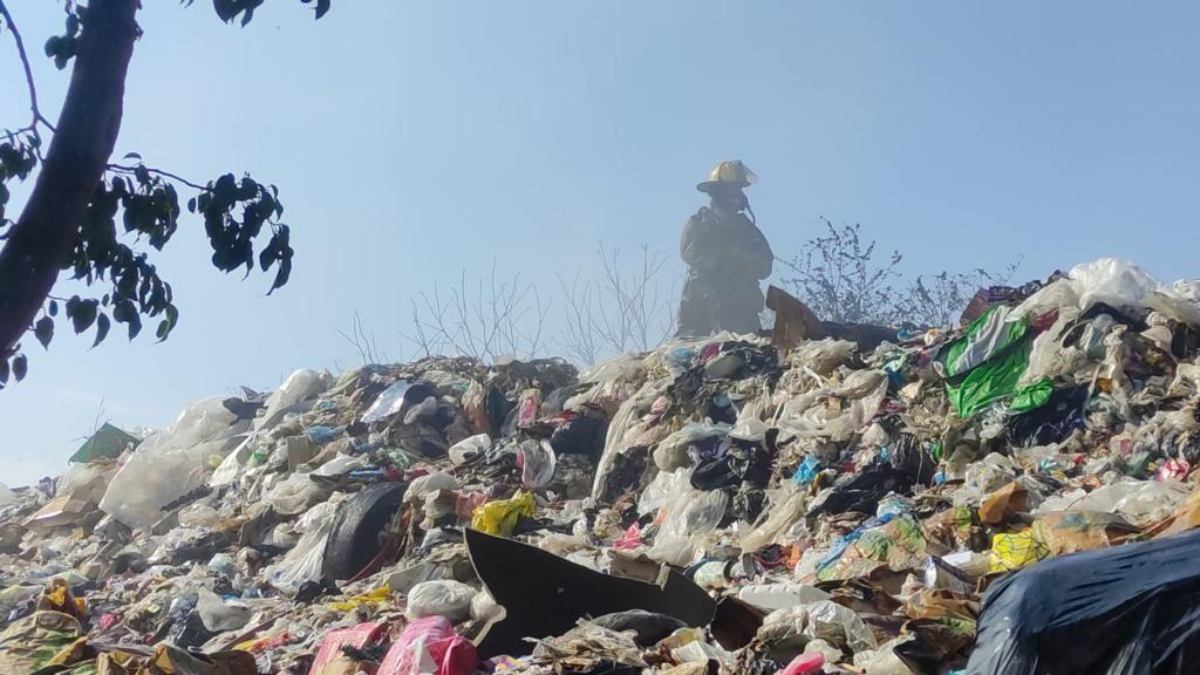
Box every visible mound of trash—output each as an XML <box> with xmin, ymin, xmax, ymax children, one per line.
<box><xmin>5</xmin><ymin>258</ymin><xmax>1200</xmax><ymax>674</ymax></box>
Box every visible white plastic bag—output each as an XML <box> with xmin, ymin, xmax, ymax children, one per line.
<box><xmin>592</xmin><ymin>378</ymin><xmax>670</xmax><ymax>500</ymax></box>
<box><xmin>853</xmin><ymin>635</ymin><xmax>916</xmax><ymax>674</ymax></box>
<box><xmin>648</xmin><ymin>480</ymin><xmax>728</xmax><ymax>567</ymax></box>
<box><xmin>264</xmin><ymin>501</ymin><xmax>338</xmax><ymax>594</ymax></box>
<box><xmin>736</xmin><ymin>583</ymin><xmax>831</xmax><ymax>613</ymax></box>
<box><xmin>790</xmin><ymin>339</ymin><xmax>857</xmax><ymax>376</ymax></box>
<box><xmin>405</xmin><ymin>579</ymin><xmax>476</xmax><ymax>621</ymax></box>
<box><xmin>741</xmin><ymin>484</ymin><xmax>808</xmax><ymax>553</ymax></box>
<box><xmin>264</xmin><ymin>473</ymin><xmax>327</xmax><ymax>516</ymax></box>
<box><xmin>1035</xmin><ymin>478</ymin><xmax>1190</xmax><ymax>526</ymax></box>
<box><xmin>1009</xmin><ymin>279</ymin><xmax>1081</xmax><ymax>321</ymax></box>
<box><xmin>255</xmin><ymin>369</ymin><xmax>328</xmax><ymax>431</ymax></box>
<box><xmin>449</xmin><ymin>433</ymin><xmax>491</xmax><ymax>466</ymax></box>
<box><xmin>519</xmin><ymin>441</ymin><xmax>557</xmax><ymax>489</ymax></box>
<box><xmin>653</xmin><ymin>424</ymin><xmax>731</xmax><ymax>473</ymax></box>
<box><xmin>1070</xmin><ymin>258</ymin><xmax>1159</xmax><ymax>313</ymax></box>
<box><xmin>196</xmin><ymin>588</ymin><xmax>251</xmax><ymax>632</ymax></box>
<box><xmin>405</xmin><ymin>471</ymin><xmax>457</xmax><ymax>505</ymax></box>
<box><xmin>759</xmin><ymin>601</ymin><xmax>877</xmax><ymax>655</ymax></box>
<box><xmin>311</xmin><ymin>454</ymin><xmax>368</xmax><ymax>477</ymax></box>
<box><xmin>208</xmin><ymin>433</ymin><xmax>259</xmax><ymax>488</ymax></box>
<box><xmin>100</xmin><ymin>397</ymin><xmax>247</xmax><ymax>530</ymax></box>
<box><xmin>776</xmin><ymin>370</ymin><xmax>888</xmax><ymax>443</ymax></box>
<box><xmin>178</xmin><ymin>503</ymin><xmax>221</xmax><ymax>528</ymax></box>
<box><xmin>56</xmin><ymin>463</ymin><xmax>116</xmax><ymax>502</ymax></box>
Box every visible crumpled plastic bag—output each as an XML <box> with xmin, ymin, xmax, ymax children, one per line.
<box><xmin>328</xmin><ymin>586</ymin><xmax>392</xmax><ymax>612</ymax></box>
<box><xmin>740</xmin><ymin>483</ymin><xmax>807</xmax><ymax>553</ymax></box>
<box><xmin>471</xmin><ymin>492</ymin><xmax>535</xmax><ymax>537</ymax></box>
<box><xmin>196</xmin><ymin>588</ymin><xmax>251</xmax><ymax>632</ymax></box>
<box><xmin>989</xmin><ymin>528</ymin><xmax>1049</xmax><ymax>573</ymax></box>
<box><xmin>406</xmin><ymin>472</ymin><xmax>458</xmax><ymax>505</ymax></box>
<box><xmin>789</xmin><ymin>339</ymin><xmax>857</xmax><ymax>376</ymax></box>
<box><xmin>592</xmin><ymin>377</ymin><xmax>671</xmax><ymax>501</ymax></box>
<box><xmin>255</xmin><ymin>368</ymin><xmax>328</xmax><ymax>430</ymax></box>
<box><xmin>852</xmin><ymin>635</ymin><xmax>916</xmax><ymax>674</ymax></box>
<box><xmin>99</xmin><ymin>397</ymin><xmax>247</xmax><ymax>530</ymax></box>
<box><xmin>1035</xmin><ymin>478</ymin><xmax>1191</xmax><ymax>527</ymax></box>
<box><xmin>653</xmin><ymin>424</ymin><xmax>730</xmax><ymax>473</ymax></box>
<box><xmin>406</xmin><ymin>580</ymin><xmax>476</xmax><ymax>621</ymax></box>
<box><xmin>264</xmin><ymin>473</ymin><xmax>328</xmax><ymax>516</ymax></box>
<box><xmin>776</xmin><ymin>370</ymin><xmax>888</xmax><ymax>443</ymax></box>
<box><xmin>519</xmin><ymin>441</ymin><xmax>557</xmax><ymax>489</ymax></box>
<box><xmin>647</xmin><ymin>482</ymin><xmax>728</xmax><ymax>567</ymax></box>
<box><xmin>449</xmin><ymin>433</ymin><xmax>491</xmax><ymax>465</ymax></box>
<box><xmin>758</xmin><ymin>600</ymin><xmax>878</xmax><ymax>654</ymax></box>
<box><xmin>264</xmin><ymin>501</ymin><xmax>339</xmax><ymax>594</ymax></box>
<box><xmin>378</xmin><ymin>615</ymin><xmax>478</xmax><ymax>675</ymax></box>
<box><xmin>0</xmin><ymin>610</ymin><xmax>83</xmax><ymax>674</ymax></box>
<box><xmin>178</xmin><ymin>503</ymin><xmax>221</xmax><ymax>528</ymax></box>
<box><xmin>1071</xmin><ymin>258</ymin><xmax>1160</xmax><ymax>315</ymax></box>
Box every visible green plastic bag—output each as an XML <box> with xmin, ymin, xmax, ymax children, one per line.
<box><xmin>1008</xmin><ymin>378</ymin><xmax>1054</xmax><ymax>414</ymax></box>
<box><xmin>942</xmin><ymin>306</ymin><xmax>1040</xmax><ymax>418</ymax></box>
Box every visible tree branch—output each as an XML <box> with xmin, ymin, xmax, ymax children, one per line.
<box><xmin>107</xmin><ymin>163</ymin><xmax>208</xmax><ymax>191</ymax></box>
<box><xmin>0</xmin><ymin>0</ymin><xmax>55</xmax><ymax>132</ymax></box>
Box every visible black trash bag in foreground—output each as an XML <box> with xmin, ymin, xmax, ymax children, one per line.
<box><xmin>967</xmin><ymin>528</ymin><xmax>1200</xmax><ymax>675</ymax></box>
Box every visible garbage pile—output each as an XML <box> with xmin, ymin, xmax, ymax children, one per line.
<box><xmin>6</xmin><ymin>258</ymin><xmax>1200</xmax><ymax>674</ymax></box>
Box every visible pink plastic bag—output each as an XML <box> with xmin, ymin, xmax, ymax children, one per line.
<box><xmin>1158</xmin><ymin>458</ymin><xmax>1190</xmax><ymax>481</ymax></box>
<box><xmin>378</xmin><ymin>616</ymin><xmax>478</xmax><ymax>675</ymax></box>
<box><xmin>613</xmin><ymin>522</ymin><xmax>642</xmax><ymax>550</ymax></box>
<box><xmin>309</xmin><ymin>622</ymin><xmax>386</xmax><ymax>675</ymax></box>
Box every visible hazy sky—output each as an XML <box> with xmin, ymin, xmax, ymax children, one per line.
<box><xmin>2</xmin><ymin>1</ymin><xmax>1198</xmax><ymax>484</ymax></box>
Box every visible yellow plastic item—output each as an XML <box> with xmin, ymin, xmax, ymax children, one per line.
<box><xmin>327</xmin><ymin>586</ymin><xmax>391</xmax><ymax>612</ymax></box>
<box><xmin>988</xmin><ymin>529</ymin><xmax>1050</xmax><ymax>573</ymax></box>
<box><xmin>39</xmin><ymin>579</ymin><xmax>86</xmax><ymax>619</ymax></box>
<box><xmin>471</xmin><ymin>491</ymin><xmax>535</xmax><ymax>537</ymax></box>
<box><xmin>697</xmin><ymin>160</ymin><xmax>756</xmax><ymax>192</ymax></box>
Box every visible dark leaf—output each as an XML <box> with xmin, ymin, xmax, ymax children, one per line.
<box><xmin>48</xmin><ymin>300</ymin><xmax>57</xmax><ymax>317</ymax></box>
<box><xmin>240</xmin><ymin>0</ymin><xmax>265</xmax><ymax>26</ymax></box>
<box><xmin>258</xmin><ymin>240</ymin><xmax>276</xmax><ymax>271</ymax></box>
<box><xmin>92</xmin><ymin>314</ymin><xmax>110</xmax><ymax>348</ymax></box>
<box><xmin>68</xmin><ymin>299</ymin><xmax>98</xmax><ymax>334</ymax></box>
<box><xmin>127</xmin><ymin>313</ymin><xmax>142</xmax><ymax>340</ymax></box>
<box><xmin>316</xmin><ymin>0</ymin><xmax>331</xmax><ymax>19</ymax></box>
<box><xmin>268</xmin><ymin>256</ymin><xmax>291</xmax><ymax>295</ymax></box>
<box><xmin>11</xmin><ymin>354</ymin><xmax>26</xmax><ymax>381</ymax></box>
<box><xmin>34</xmin><ymin>316</ymin><xmax>53</xmax><ymax>349</ymax></box>
<box><xmin>0</xmin><ymin>357</ymin><xmax>7</xmax><ymax>385</ymax></box>
<box><xmin>213</xmin><ymin>0</ymin><xmax>237</xmax><ymax>21</ymax></box>
<box><xmin>187</xmin><ymin>197</ymin><xmax>196</xmax><ymax>213</ymax></box>
<box><xmin>122</xmin><ymin>151</ymin><xmax>142</xmax><ymax>161</ymax></box>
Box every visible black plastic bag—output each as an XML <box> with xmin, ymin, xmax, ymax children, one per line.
<box><xmin>968</xmin><ymin>529</ymin><xmax>1200</xmax><ymax>674</ymax></box>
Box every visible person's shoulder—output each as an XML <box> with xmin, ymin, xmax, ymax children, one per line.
<box><xmin>689</xmin><ymin>206</ymin><xmax>718</xmax><ymax>225</ymax></box>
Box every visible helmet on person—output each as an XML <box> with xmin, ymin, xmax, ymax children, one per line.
<box><xmin>697</xmin><ymin>160</ymin><xmax>756</xmax><ymax>193</ymax></box>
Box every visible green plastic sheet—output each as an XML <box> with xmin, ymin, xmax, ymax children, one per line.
<box><xmin>68</xmin><ymin>423</ymin><xmax>138</xmax><ymax>464</ymax></box>
<box><xmin>942</xmin><ymin>306</ymin><xmax>1040</xmax><ymax>418</ymax></box>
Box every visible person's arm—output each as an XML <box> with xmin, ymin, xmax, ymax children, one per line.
<box><xmin>680</xmin><ymin>212</ymin><xmax>724</xmax><ymax>275</ymax></box>
<box><xmin>722</xmin><ymin>218</ymin><xmax>773</xmax><ymax>279</ymax></box>
<box><xmin>745</xmin><ymin>222</ymin><xmax>774</xmax><ymax>280</ymax></box>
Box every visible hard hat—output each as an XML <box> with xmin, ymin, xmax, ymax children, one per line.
<box><xmin>697</xmin><ymin>160</ymin><xmax>756</xmax><ymax>193</ymax></box>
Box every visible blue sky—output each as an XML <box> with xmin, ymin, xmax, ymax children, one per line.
<box><xmin>1</xmin><ymin>1</ymin><xmax>1198</xmax><ymax>484</ymax></box>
